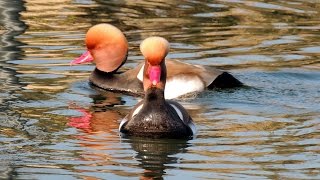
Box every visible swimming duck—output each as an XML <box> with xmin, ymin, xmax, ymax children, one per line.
<box><xmin>71</xmin><ymin>23</ymin><xmax>242</xmax><ymax>99</ymax></box>
<box><xmin>119</xmin><ymin>37</ymin><xmax>196</xmax><ymax>138</ymax></box>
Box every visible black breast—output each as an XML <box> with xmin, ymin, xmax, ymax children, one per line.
<box><xmin>89</xmin><ymin>68</ymin><xmax>143</xmax><ymax>96</ymax></box>
<box><xmin>121</xmin><ymin>88</ymin><xmax>193</xmax><ymax>139</ymax></box>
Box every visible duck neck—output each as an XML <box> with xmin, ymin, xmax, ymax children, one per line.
<box><xmin>144</xmin><ymin>87</ymin><xmax>165</xmax><ymax>105</ymax></box>
<box><xmin>94</xmin><ymin>67</ymin><xmax>116</xmax><ymax>78</ymax></box>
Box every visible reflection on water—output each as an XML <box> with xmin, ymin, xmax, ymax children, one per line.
<box><xmin>0</xmin><ymin>0</ymin><xmax>26</xmax><ymax>109</ymax></box>
<box><xmin>0</xmin><ymin>0</ymin><xmax>319</xmax><ymax>179</ymax></box>
<box><xmin>130</xmin><ymin>138</ymin><xmax>189</xmax><ymax>179</ymax></box>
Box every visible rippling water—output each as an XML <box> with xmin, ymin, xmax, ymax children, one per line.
<box><xmin>0</xmin><ymin>0</ymin><xmax>319</xmax><ymax>179</ymax></box>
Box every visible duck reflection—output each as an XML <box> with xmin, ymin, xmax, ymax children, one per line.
<box><xmin>68</xmin><ymin>92</ymin><xmax>125</xmax><ymax>134</ymax></box>
<box><xmin>67</xmin><ymin>101</ymin><xmax>123</xmax><ymax>177</ymax></box>
<box><xmin>127</xmin><ymin>137</ymin><xmax>189</xmax><ymax>179</ymax></box>
<box><xmin>68</xmin><ymin>108</ymin><xmax>120</xmax><ymax>134</ymax></box>
<box><xmin>68</xmin><ymin>92</ymin><xmax>191</xmax><ymax>179</ymax></box>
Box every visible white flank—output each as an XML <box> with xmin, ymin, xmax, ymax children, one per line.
<box><xmin>170</xmin><ymin>103</ymin><xmax>197</xmax><ymax>135</ymax></box>
<box><xmin>119</xmin><ymin>118</ymin><xmax>127</xmax><ymax>131</ymax></box>
<box><xmin>136</xmin><ymin>64</ymin><xmax>144</xmax><ymax>82</ymax></box>
<box><xmin>132</xmin><ymin>104</ymin><xmax>143</xmax><ymax>117</ymax></box>
<box><xmin>119</xmin><ymin>104</ymin><xmax>143</xmax><ymax>131</ymax></box>
<box><xmin>165</xmin><ymin>76</ymin><xmax>204</xmax><ymax>99</ymax></box>
<box><xmin>138</xmin><ymin>66</ymin><xmax>205</xmax><ymax>99</ymax></box>
<box><xmin>169</xmin><ymin>103</ymin><xmax>184</xmax><ymax>120</ymax></box>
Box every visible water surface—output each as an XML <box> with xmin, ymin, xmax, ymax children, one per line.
<box><xmin>0</xmin><ymin>0</ymin><xmax>319</xmax><ymax>179</ymax></box>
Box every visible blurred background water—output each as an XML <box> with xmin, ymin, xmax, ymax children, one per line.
<box><xmin>0</xmin><ymin>0</ymin><xmax>319</xmax><ymax>179</ymax></box>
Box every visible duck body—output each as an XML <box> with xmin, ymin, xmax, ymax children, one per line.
<box><xmin>89</xmin><ymin>67</ymin><xmax>143</xmax><ymax>96</ymax></box>
<box><xmin>119</xmin><ymin>87</ymin><xmax>195</xmax><ymax>138</ymax></box>
<box><xmin>89</xmin><ymin>59</ymin><xmax>242</xmax><ymax>99</ymax></box>
<box><xmin>137</xmin><ymin>60</ymin><xmax>242</xmax><ymax>99</ymax></box>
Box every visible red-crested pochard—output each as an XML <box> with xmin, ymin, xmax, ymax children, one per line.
<box><xmin>71</xmin><ymin>23</ymin><xmax>242</xmax><ymax>99</ymax></box>
<box><xmin>119</xmin><ymin>37</ymin><xmax>196</xmax><ymax>138</ymax></box>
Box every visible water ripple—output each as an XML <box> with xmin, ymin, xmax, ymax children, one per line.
<box><xmin>0</xmin><ymin>0</ymin><xmax>319</xmax><ymax>179</ymax></box>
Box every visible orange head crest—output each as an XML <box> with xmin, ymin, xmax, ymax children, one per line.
<box><xmin>140</xmin><ymin>36</ymin><xmax>170</xmax><ymax>65</ymax></box>
<box><xmin>85</xmin><ymin>23</ymin><xmax>127</xmax><ymax>50</ymax></box>
<box><xmin>76</xmin><ymin>23</ymin><xmax>128</xmax><ymax>72</ymax></box>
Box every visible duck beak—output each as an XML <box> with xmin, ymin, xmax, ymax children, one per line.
<box><xmin>70</xmin><ymin>51</ymin><xmax>94</xmax><ymax>65</ymax></box>
<box><xmin>149</xmin><ymin>65</ymin><xmax>161</xmax><ymax>86</ymax></box>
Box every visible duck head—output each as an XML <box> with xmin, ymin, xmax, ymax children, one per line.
<box><xmin>140</xmin><ymin>36</ymin><xmax>170</xmax><ymax>92</ymax></box>
<box><xmin>71</xmin><ymin>23</ymin><xmax>128</xmax><ymax>73</ymax></box>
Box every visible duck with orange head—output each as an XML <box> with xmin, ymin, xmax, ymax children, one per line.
<box><xmin>71</xmin><ymin>23</ymin><xmax>143</xmax><ymax>95</ymax></box>
<box><xmin>119</xmin><ymin>37</ymin><xmax>196</xmax><ymax>138</ymax></box>
<box><xmin>71</xmin><ymin>24</ymin><xmax>243</xmax><ymax>99</ymax></box>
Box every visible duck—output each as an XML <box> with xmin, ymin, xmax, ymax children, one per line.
<box><xmin>119</xmin><ymin>37</ymin><xmax>196</xmax><ymax>138</ymax></box>
<box><xmin>71</xmin><ymin>23</ymin><xmax>243</xmax><ymax>99</ymax></box>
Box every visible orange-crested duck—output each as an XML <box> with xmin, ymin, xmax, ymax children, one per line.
<box><xmin>71</xmin><ymin>23</ymin><xmax>242</xmax><ymax>99</ymax></box>
<box><xmin>119</xmin><ymin>37</ymin><xmax>196</xmax><ymax>138</ymax></box>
